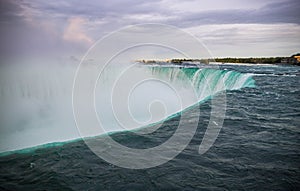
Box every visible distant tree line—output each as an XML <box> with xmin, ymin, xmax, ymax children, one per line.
<box><xmin>169</xmin><ymin>57</ymin><xmax>284</xmax><ymax>64</ymax></box>
<box><xmin>138</xmin><ymin>53</ymin><xmax>300</xmax><ymax>65</ymax></box>
<box><xmin>213</xmin><ymin>57</ymin><xmax>284</xmax><ymax>64</ymax></box>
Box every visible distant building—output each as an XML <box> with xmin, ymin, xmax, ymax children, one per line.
<box><xmin>281</xmin><ymin>55</ymin><xmax>299</xmax><ymax>64</ymax></box>
<box><xmin>281</xmin><ymin>57</ymin><xmax>297</xmax><ymax>64</ymax></box>
<box><xmin>294</xmin><ymin>55</ymin><xmax>300</xmax><ymax>63</ymax></box>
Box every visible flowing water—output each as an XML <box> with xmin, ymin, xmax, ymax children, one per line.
<box><xmin>0</xmin><ymin>63</ymin><xmax>299</xmax><ymax>190</ymax></box>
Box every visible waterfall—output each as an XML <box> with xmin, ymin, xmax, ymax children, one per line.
<box><xmin>0</xmin><ymin>63</ymin><xmax>255</xmax><ymax>153</ymax></box>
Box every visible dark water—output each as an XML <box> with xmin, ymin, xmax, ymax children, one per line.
<box><xmin>1</xmin><ymin>64</ymin><xmax>300</xmax><ymax>190</ymax></box>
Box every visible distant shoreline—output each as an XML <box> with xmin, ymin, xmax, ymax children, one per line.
<box><xmin>136</xmin><ymin>54</ymin><xmax>300</xmax><ymax>66</ymax></box>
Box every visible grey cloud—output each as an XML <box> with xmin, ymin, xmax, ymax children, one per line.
<box><xmin>22</xmin><ymin>0</ymin><xmax>165</xmax><ymax>20</ymax></box>
<box><xmin>7</xmin><ymin>0</ymin><xmax>300</xmax><ymax>30</ymax></box>
<box><xmin>0</xmin><ymin>0</ymin><xmax>299</xmax><ymax>59</ymax></box>
<box><xmin>258</xmin><ymin>0</ymin><xmax>300</xmax><ymax>24</ymax></box>
<box><xmin>171</xmin><ymin>0</ymin><xmax>300</xmax><ymax>27</ymax></box>
<box><xmin>0</xmin><ymin>0</ymin><xmax>25</xmax><ymax>23</ymax></box>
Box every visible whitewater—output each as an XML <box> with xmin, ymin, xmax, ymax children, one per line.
<box><xmin>0</xmin><ymin>62</ymin><xmax>255</xmax><ymax>154</ymax></box>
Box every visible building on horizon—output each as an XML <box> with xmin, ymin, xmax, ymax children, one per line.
<box><xmin>281</xmin><ymin>54</ymin><xmax>300</xmax><ymax>64</ymax></box>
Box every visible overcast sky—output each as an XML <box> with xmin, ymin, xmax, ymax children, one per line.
<box><xmin>1</xmin><ymin>0</ymin><xmax>299</xmax><ymax>59</ymax></box>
